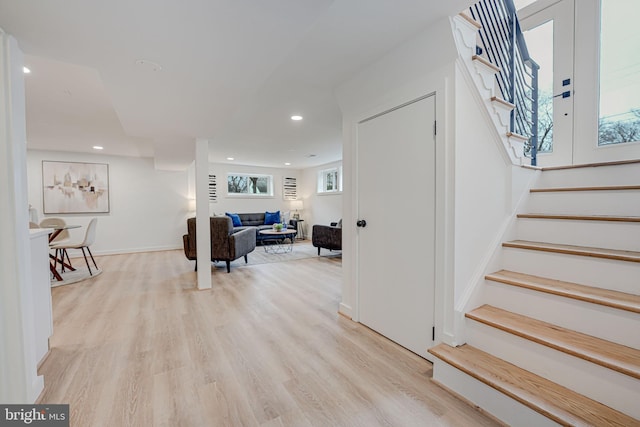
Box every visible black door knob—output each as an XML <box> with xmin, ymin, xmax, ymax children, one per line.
<box><xmin>356</xmin><ymin>219</ymin><xmax>367</xmax><ymax>228</ymax></box>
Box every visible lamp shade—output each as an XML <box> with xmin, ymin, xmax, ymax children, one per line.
<box><xmin>290</xmin><ymin>200</ymin><xmax>304</xmax><ymax>211</ymax></box>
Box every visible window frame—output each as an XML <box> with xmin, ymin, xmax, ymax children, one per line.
<box><xmin>226</xmin><ymin>172</ymin><xmax>274</xmax><ymax>198</ymax></box>
<box><xmin>317</xmin><ymin>167</ymin><xmax>342</xmax><ymax>194</ymax></box>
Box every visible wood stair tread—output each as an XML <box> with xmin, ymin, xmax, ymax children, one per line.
<box><xmin>466</xmin><ymin>305</ymin><xmax>640</xmax><ymax>380</ymax></box>
<box><xmin>531</xmin><ymin>185</ymin><xmax>640</xmax><ymax>193</ymax></box>
<box><xmin>490</xmin><ymin>96</ymin><xmax>515</xmax><ymax>109</ymax></box>
<box><xmin>517</xmin><ymin>213</ymin><xmax>640</xmax><ymax>222</ymax></box>
<box><xmin>485</xmin><ymin>270</ymin><xmax>640</xmax><ymax>314</ymax></box>
<box><xmin>503</xmin><ymin>240</ymin><xmax>640</xmax><ymax>263</ymax></box>
<box><xmin>472</xmin><ymin>55</ymin><xmax>500</xmax><ymax>72</ymax></box>
<box><xmin>428</xmin><ymin>343</ymin><xmax>638</xmax><ymax>427</ymax></box>
<box><xmin>540</xmin><ymin>159</ymin><xmax>640</xmax><ymax>171</ymax></box>
<box><xmin>458</xmin><ymin>12</ymin><xmax>482</xmax><ymax>29</ymax></box>
<box><xmin>506</xmin><ymin>131</ymin><xmax>528</xmax><ymax>140</ymax></box>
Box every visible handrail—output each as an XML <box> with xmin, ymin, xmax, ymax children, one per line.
<box><xmin>469</xmin><ymin>0</ymin><xmax>539</xmax><ymax>165</ymax></box>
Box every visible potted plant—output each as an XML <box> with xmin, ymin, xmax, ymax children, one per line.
<box><xmin>273</xmin><ymin>223</ymin><xmax>284</xmax><ymax>231</ymax></box>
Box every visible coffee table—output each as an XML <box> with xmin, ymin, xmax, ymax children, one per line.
<box><xmin>259</xmin><ymin>229</ymin><xmax>298</xmax><ymax>253</ymax></box>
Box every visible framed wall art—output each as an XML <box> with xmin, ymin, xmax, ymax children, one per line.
<box><xmin>42</xmin><ymin>161</ymin><xmax>110</xmax><ymax>214</ymax></box>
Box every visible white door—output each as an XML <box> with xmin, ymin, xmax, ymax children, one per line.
<box><xmin>356</xmin><ymin>94</ymin><xmax>436</xmax><ymax>359</ymax></box>
<box><xmin>519</xmin><ymin>0</ymin><xmax>575</xmax><ymax>166</ymax></box>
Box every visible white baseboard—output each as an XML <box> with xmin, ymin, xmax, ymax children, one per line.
<box><xmin>338</xmin><ymin>302</ymin><xmax>352</xmax><ymax>319</ymax></box>
<box><xmin>67</xmin><ymin>245</ymin><xmax>182</xmax><ymax>258</ymax></box>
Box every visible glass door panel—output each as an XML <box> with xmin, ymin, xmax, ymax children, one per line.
<box><xmin>519</xmin><ymin>0</ymin><xmax>575</xmax><ymax>166</ymax></box>
<box><xmin>598</xmin><ymin>0</ymin><xmax>640</xmax><ymax>146</ymax></box>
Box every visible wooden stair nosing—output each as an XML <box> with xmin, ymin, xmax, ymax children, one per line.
<box><xmin>506</xmin><ymin>131</ymin><xmax>528</xmax><ymax>141</ymax></box>
<box><xmin>502</xmin><ymin>240</ymin><xmax>640</xmax><ymax>263</ymax></box>
<box><xmin>428</xmin><ymin>343</ymin><xmax>638</xmax><ymax>427</ymax></box>
<box><xmin>466</xmin><ymin>305</ymin><xmax>640</xmax><ymax>380</ymax></box>
<box><xmin>490</xmin><ymin>96</ymin><xmax>515</xmax><ymax>109</ymax></box>
<box><xmin>472</xmin><ymin>55</ymin><xmax>500</xmax><ymax>73</ymax></box>
<box><xmin>458</xmin><ymin>12</ymin><xmax>482</xmax><ymax>29</ymax></box>
<box><xmin>540</xmin><ymin>159</ymin><xmax>640</xmax><ymax>171</ymax></box>
<box><xmin>485</xmin><ymin>270</ymin><xmax>640</xmax><ymax>314</ymax></box>
<box><xmin>516</xmin><ymin>213</ymin><xmax>640</xmax><ymax>222</ymax></box>
<box><xmin>531</xmin><ymin>185</ymin><xmax>640</xmax><ymax>193</ymax></box>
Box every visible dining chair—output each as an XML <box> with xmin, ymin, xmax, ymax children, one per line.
<box><xmin>51</xmin><ymin>218</ymin><xmax>99</xmax><ymax>276</ymax></box>
<box><xmin>39</xmin><ymin>217</ymin><xmax>70</xmax><ymax>243</ymax></box>
<box><xmin>40</xmin><ymin>217</ymin><xmax>71</xmax><ymax>271</ymax></box>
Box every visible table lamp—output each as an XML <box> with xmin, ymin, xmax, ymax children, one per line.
<box><xmin>290</xmin><ymin>200</ymin><xmax>304</xmax><ymax>219</ymax></box>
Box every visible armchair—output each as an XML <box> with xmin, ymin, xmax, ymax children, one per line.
<box><xmin>312</xmin><ymin>222</ymin><xmax>342</xmax><ymax>255</ymax></box>
<box><xmin>183</xmin><ymin>217</ymin><xmax>257</xmax><ymax>272</ymax></box>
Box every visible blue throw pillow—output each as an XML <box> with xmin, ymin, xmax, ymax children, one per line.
<box><xmin>264</xmin><ymin>210</ymin><xmax>281</xmax><ymax>225</ymax></box>
<box><xmin>225</xmin><ymin>212</ymin><xmax>242</xmax><ymax>227</ymax></box>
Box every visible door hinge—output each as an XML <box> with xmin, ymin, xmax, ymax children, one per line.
<box><xmin>432</xmin><ymin>326</ymin><xmax>435</xmax><ymax>341</ymax></box>
<box><xmin>433</xmin><ymin>121</ymin><xmax>437</xmax><ymax>136</ymax></box>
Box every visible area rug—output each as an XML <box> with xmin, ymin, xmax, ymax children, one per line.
<box><xmin>213</xmin><ymin>241</ymin><xmax>341</xmax><ymax>271</ymax></box>
<box><xmin>50</xmin><ymin>266</ymin><xmax>103</xmax><ymax>287</ymax></box>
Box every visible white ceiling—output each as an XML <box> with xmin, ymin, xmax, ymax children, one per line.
<box><xmin>0</xmin><ymin>0</ymin><xmax>471</xmax><ymax>170</ymax></box>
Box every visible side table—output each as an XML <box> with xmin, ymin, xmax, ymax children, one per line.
<box><xmin>294</xmin><ymin>219</ymin><xmax>305</xmax><ymax>240</ymax></box>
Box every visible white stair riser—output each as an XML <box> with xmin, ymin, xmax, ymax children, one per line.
<box><xmin>524</xmin><ymin>191</ymin><xmax>640</xmax><ymax>216</ymax></box>
<box><xmin>431</xmin><ymin>359</ymin><xmax>560</xmax><ymax>427</ymax></box>
<box><xmin>466</xmin><ymin>320</ymin><xmax>640</xmax><ymax>420</ymax></box>
<box><xmin>516</xmin><ymin>219</ymin><xmax>640</xmax><ymax>252</ymax></box>
<box><xmin>482</xmin><ymin>280</ymin><xmax>640</xmax><ymax>349</ymax></box>
<box><xmin>536</xmin><ymin>164</ymin><xmax>640</xmax><ymax>188</ymax></box>
<box><xmin>502</xmin><ymin>247</ymin><xmax>640</xmax><ymax>294</ymax></box>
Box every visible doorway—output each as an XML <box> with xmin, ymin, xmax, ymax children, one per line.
<box><xmin>356</xmin><ymin>94</ymin><xmax>436</xmax><ymax>359</ymax></box>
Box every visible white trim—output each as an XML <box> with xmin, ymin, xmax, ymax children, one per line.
<box><xmin>338</xmin><ymin>302</ymin><xmax>352</xmax><ymax>318</ymax></box>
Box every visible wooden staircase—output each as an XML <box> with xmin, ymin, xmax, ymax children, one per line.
<box><xmin>429</xmin><ymin>161</ymin><xmax>640</xmax><ymax>426</ymax></box>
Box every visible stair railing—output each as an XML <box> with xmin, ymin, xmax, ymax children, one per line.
<box><xmin>469</xmin><ymin>0</ymin><xmax>540</xmax><ymax>165</ymax></box>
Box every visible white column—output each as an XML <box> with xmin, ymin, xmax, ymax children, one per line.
<box><xmin>195</xmin><ymin>138</ymin><xmax>212</xmax><ymax>289</ymax></box>
<box><xmin>0</xmin><ymin>30</ymin><xmax>43</xmax><ymax>402</ymax></box>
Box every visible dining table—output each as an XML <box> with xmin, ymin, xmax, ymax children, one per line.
<box><xmin>47</xmin><ymin>224</ymin><xmax>81</xmax><ymax>281</ymax></box>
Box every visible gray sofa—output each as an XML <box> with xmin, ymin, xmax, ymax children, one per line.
<box><xmin>183</xmin><ymin>216</ymin><xmax>256</xmax><ymax>272</ymax></box>
<box><xmin>230</xmin><ymin>212</ymin><xmax>297</xmax><ymax>243</ymax></box>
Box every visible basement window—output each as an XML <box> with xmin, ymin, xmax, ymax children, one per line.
<box><xmin>317</xmin><ymin>167</ymin><xmax>342</xmax><ymax>194</ymax></box>
<box><xmin>227</xmin><ymin>173</ymin><xmax>273</xmax><ymax>197</ymax></box>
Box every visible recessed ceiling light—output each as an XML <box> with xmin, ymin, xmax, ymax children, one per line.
<box><xmin>23</xmin><ymin>66</ymin><xmax>31</xmax><ymax>74</ymax></box>
<box><xmin>291</xmin><ymin>115</ymin><xmax>303</xmax><ymax>121</ymax></box>
<box><xmin>284</xmin><ymin>162</ymin><xmax>291</xmax><ymax>166</ymax></box>
<box><xmin>93</xmin><ymin>146</ymin><xmax>104</xmax><ymax>150</ymax></box>
<box><xmin>227</xmin><ymin>157</ymin><xmax>234</xmax><ymax>161</ymax></box>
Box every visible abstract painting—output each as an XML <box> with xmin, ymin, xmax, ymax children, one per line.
<box><xmin>42</xmin><ymin>161</ymin><xmax>110</xmax><ymax>214</ymax></box>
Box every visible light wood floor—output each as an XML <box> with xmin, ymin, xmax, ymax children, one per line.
<box><xmin>38</xmin><ymin>246</ymin><xmax>500</xmax><ymax>426</ymax></box>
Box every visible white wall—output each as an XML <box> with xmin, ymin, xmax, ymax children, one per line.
<box><xmin>26</xmin><ymin>153</ymin><xmax>332</xmax><ymax>255</ymax></box>
<box><xmin>302</xmin><ymin>160</ymin><xmax>343</xmax><ymax>238</ymax></box>
<box><xmin>0</xmin><ymin>30</ymin><xmax>43</xmax><ymax>403</ymax></box>
<box><xmin>336</xmin><ymin>16</ymin><xmax>457</xmax><ymax>322</ymax></box>
<box><xmin>27</xmin><ymin>150</ymin><xmax>189</xmax><ymax>256</ymax></box>
<box><xmin>450</xmin><ymin>64</ymin><xmax>539</xmax><ymax>341</ymax></box>
<box><xmin>200</xmin><ymin>162</ymin><xmax>304</xmax><ymax>221</ymax></box>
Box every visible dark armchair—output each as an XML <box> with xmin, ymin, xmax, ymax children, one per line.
<box><xmin>312</xmin><ymin>222</ymin><xmax>342</xmax><ymax>255</ymax></box>
<box><xmin>183</xmin><ymin>217</ymin><xmax>257</xmax><ymax>272</ymax></box>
